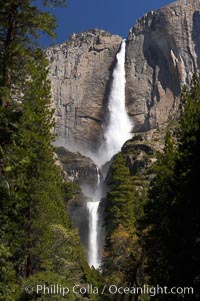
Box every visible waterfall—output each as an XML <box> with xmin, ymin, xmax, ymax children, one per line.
<box><xmin>86</xmin><ymin>167</ymin><xmax>101</xmax><ymax>268</ymax></box>
<box><xmin>97</xmin><ymin>39</ymin><xmax>133</xmax><ymax>166</ymax></box>
<box><xmin>96</xmin><ymin>166</ymin><xmax>100</xmax><ymax>185</ymax></box>
<box><xmin>87</xmin><ymin>201</ymin><xmax>100</xmax><ymax>268</ymax></box>
<box><xmin>86</xmin><ymin>39</ymin><xmax>132</xmax><ymax>269</ymax></box>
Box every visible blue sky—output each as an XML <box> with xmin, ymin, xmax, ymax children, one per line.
<box><xmin>41</xmin><ymin>0</ymin><xmax>175</xmax><ymax>48</ymax></box>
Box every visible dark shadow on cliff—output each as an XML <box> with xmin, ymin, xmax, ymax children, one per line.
<box><xmin>143</xmin><ymin>25</ymin><xmax>181</xmax><ymax>94</ymax></box>
<box><xmin>142</xmin><ymin>12</ymin><xmax>181</xmax><ymax>109</ymax></box>
<box><xmin>192</xmin><ymin>11</ymin><xmax>200</xmax><ymax>73</ymax></box>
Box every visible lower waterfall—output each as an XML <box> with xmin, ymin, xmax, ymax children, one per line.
<box><xmin>86</xmin><ymin>39</ymin><xmax>133</xmax><ymax>269</ymax></box>
<box><xmin>87</xmin><ymin>201</ymin><xmax>100</xmax><ymax>268</ymax></box>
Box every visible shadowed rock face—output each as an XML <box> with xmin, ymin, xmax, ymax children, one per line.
<box><xmin>46</xmin><ymin>29</ymin><xmax>122</xmax><ymax>153</ymax></box>
<box><xmin>55</xmin><ymin>146</ymin><xmax>99</xmax><ymax>186</ymax></box>
<box><xmin>47</xmin><ymin>0</ymin><xmax>200</xmax><ymax>152</ymax></box>
<box><xmin>126</xmin><ymin>0</ymin><xmax>200</xmax><ymax>134</ymax></box>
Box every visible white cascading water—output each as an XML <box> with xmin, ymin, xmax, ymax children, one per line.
<box><xmin>86</xmin><ymin>167</ymin><xmax>101</xmax><ymax>268</ymax></box>
<box><xmin>86</xmin><ymin>39</ymin><xmax>133</xmax><ymax>268</ymax></box>
<box><xmin>87</xmin><ymin>168</ymin><xmax>101</xmax><ymax>268</ymax></box>
<box><xmin>97</xmin><ymin>39</ymin><xmax>133</xmax><ymax>166</ymax></box>
<box><xmin>87</xmin><ymin>202</ymin><xmax>100</xmax><ymax>267</ymax></box>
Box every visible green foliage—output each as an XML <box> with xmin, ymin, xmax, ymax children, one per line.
<box><xmin>0</xmin><ymin>1</ymin><xmax>91</xmax><ymax>301</ymax></box>
<box><xmin>0</xmin><ymin>244</ymin><xmax>20</xmax><ymax>301</ymax></box>
<box><xmin>143</xmin><ymin>74</ymin><xmax>200</xmax><ymax>300</ymax></box>
<box><xmin>102</xmin><ymin>154</ymin><xmax>146</xmax><ymax>300</ymax></box>
<box><xmin>64</xmin><ymin>182</ymin><xmax>81</xmax><ymax>202</ymax></box>
<box><xmin>105</xmin><ymin>153</ymin><xmax>136</xmax><ymax>232</ymax></box>
<box><xmin>0</xmin><ymin>48</ymin><xmax>85</xmax><ymax>299</ymax></box>
<box><xmin>142</xmin><ymin>132</ymin><xmax>177</xmax><ymax>288</ymax></box>
<box><xmin>0</xmin><ymin>0</ymin><xmax>66</xmax><ymax>106</ymax></box>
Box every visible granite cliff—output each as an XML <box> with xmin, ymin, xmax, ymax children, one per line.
<box><xmin>46</xmin><ymin>29</ymin><xmax>122</xmax><ymax>152</ymax></box>
<box><xmin>55</xmin><ymin>146</ymin><xmax>99</xmax><ymax>186</ymax></box>
<box><xmin>46</xmin><ymin>0</ymin><xmax>200</xmax><ymax>153</ymax></box>
<box><xmin>126</xmin><ymin>0</ymin><xmax>200</xmax><ymax>135</ymax></box>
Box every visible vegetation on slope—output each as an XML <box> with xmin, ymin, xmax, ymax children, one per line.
<box><xmin>0</xmin><ymin>1</ymin><xmax>97</xmax><ymax>300</ymax></box>
<box><xmin>102</xmin><ymin>74</ymin><xmax>200</xmax><ymax>301</ymax></box>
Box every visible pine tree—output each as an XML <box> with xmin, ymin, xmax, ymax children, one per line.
<box><xmin>142</xmin><ymin>132</ymin><xmax>177</xmax><ymax>289</ymax></box>
<box><xmin>0</xmin><ymin>48</ymin><xmax>90</xmax><ymax>300</ymax></box>
<box><xmin>102</xmin><ymin>154</ymin><xmax>143</xmax><ymax>301</ymax></box>
<box><xmin>0</xmin><ymin>0</ymin><xmax>66</xmax><ymax>106</ymax></box>
<box><xmin>105</xmin><ymin>153</ymin><xmax>136</xmax><ymax>232</ymax></box>
<box><xmin>0</xmin><ymin>1</ymin><xmax>91</xmax><ymax>300</ymax></box>
<box><xmin>143</xmin><ymin>74</ymin><xmax>200</xmax><ymax>300</ymax></box>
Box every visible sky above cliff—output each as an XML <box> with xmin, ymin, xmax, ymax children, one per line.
<box><xmin>41</xmin><ymin>0</ymin><xmax>175</xmax><ymax>48</ymax></box>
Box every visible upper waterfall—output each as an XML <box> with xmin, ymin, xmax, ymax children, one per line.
<box><xmin>97</xmin><ymin>39</ymin><xmax>133</xmax><ymax>166</ymax></box>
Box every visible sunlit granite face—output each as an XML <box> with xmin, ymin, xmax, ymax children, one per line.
<box><xmin>126</xmin><ymin>0</ymin><xmax>200</xmax><ymax>133</ymax></box>
<box><xmin>47</xmin><ymin>0</ymin><xmax>200</xmax><ymax>152</ymax></box>
<box><xmin>46</xmin><ymin>29</ymin><xmax>122</xmax><ymax>153</ymax></box>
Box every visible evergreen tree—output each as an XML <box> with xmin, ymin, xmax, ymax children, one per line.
<box><xmin>0</xmin><ymin>1</ymin><xmax>91</xmax><ymax>300</ymax></box>
<box><xmin>143</xmin><ymin>74</ymin><xmax>200</xmax><ymax>300</ymax></box>
<box><xmin>0</xmin><ymin>0</ymin><xmax>66</xmax><ymax>106</ymax></box>
<box><xmin>105</xmin><ymin>153</ymin><xmax>135</xmax><ymax>233</ymax></box>
<box><xmin>142</xmin><ymin>132</ymin><xmax>177</xmax><ymax>289</ymax></box>
<box><xmin>102</xmin><ymin>154</ymin><xmax>143</xmax><ymax>301</ymax></box>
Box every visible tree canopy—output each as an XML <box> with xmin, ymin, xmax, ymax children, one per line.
<box><xmin>143</xmin><ymin>74</ymin><xmax>200</xmax><ymax>300</ymax></box>
<box><xmin>0</xmin><ymin>1</ymin><xmax>92</xmax><ymax>300</ymax></box>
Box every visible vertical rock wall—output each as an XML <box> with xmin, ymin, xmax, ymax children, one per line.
<box><xmin>47</xmin><ymin>0</ymin><xmax>200</xmax><ymax>151</ymax></box>
<box><xmin>126</xmin><ymin>0</ymin><xmax>200</xmax><ymax>133</ymax></box>
<box><xmin>46</xmin><ymin>29</ymin><xmax>122</xmax><ymax>153</ymax></box>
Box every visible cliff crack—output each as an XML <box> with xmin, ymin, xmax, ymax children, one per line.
<box><xmin>78</xmin><ymin>115</ymin><xmax>101</xmax><ymax>124</ymax></box>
